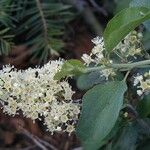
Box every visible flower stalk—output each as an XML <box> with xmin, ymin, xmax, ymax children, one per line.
<box><xmin>85</xmin><ymin>59</ymin><xmax>150</xmax><ymax>73</ymax></box>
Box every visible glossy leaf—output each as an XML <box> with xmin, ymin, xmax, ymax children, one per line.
<box><xmin>130</xmin><ymin>0</ymin><xmax>150</xmax><ymax>8</ymax></box>
<box><xmin>130</xmin><ymin>0</ymin><xmax>150</xmax><ymax>31</ymax></box>
<box><xmin>77</xmin><ymin>81</ymin><xmax>127</xmax><ymax>150</ymax></box>
<box><xmin>104</xmin><ymin>7</ymin><xmax>150</xmax><ymax>51</ymax></box>
<box><xmin>115</xmin><ymin>0</ymin><xmax>131</xmax><ymax>14</ymax></box>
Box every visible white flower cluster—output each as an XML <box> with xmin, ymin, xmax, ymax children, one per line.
<box><xmin>114</xmin><ymin>31</ymin><xmax>142</xmax><ymax>58</ymax></box>
<box><xmin>134</xmin><ymin>71</ymin><xmax>150</xmax><ymax>96</ymax></box>
<box><xmin>81</xmin><ymin>37</ymin><xmax>115</xmax><ymax>80</ymax></box>
<box><xmin>81</xmin><ymin>37</ymin><xmax>105</xmax><ymax>66</ymax></box>
<box><xmin>0</xmin><ymin>60</ymin><xmax>80</xmax><ymax>133</ymax></box>
<box><xmin>81</xmin><ymin>31</ymin><xmax>143</xmax><ymax>80</ymax></box>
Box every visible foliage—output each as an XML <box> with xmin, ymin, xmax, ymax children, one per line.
<box><xmin>76</xmin><ymin>81</ymin><xmax>127</xmax><ymax>150</ymax></box>
<box><xmin>54</xmin><ymin>1</ymin><xmax>150</xmax><ymax>149</ymax></box>
<box><xmin>0</xmin><ymin>0</ymin><xmax>75</xmax><ymax>62</ymax></box>
<box><xmin>137</xmin><ymin>94</ymin><xmax>150</xmax><ymax>117</ymax></box>
<box><xmin>130</xmin><ymin>0</ymin><xmax>150</xmax><ymax>52</ymax></box>
<box><xmin>54</xmin><ymin>59</ymin><xmax>86</xmax><ymax>80</ymax></box>
<box><xmin>103</xmin><ymin>7</ymin><xmax>150</xmax><ymax>51</ymax></box>
<box><xmin>0</xmin><ymin>0</ymin><xmax>14</xmax><ymax>55</ymax></box>
<box><xmin>1</xmin><ymin>0</ymin><xmax>150</xmax><ymax>150</ymax></box>
<box><xmin>0</xmin><ymin>28</ymin><xmax>14</xmax><ymax>55</ymax></box>
<box><xmin>76</xmin><ymin>71</ymin><xmax>106</xmax><ymax>90</ymax></box>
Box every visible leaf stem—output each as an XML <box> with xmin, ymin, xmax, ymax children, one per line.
<box><xmin>110</xmin><ymin>60</ymin><xmax>150</xmax><ymax>69</ymax></box>
<box><xmin>123</xmin><ymin>71</ymin><xmax>130</xmax><ymax>82</ymax></box>
<box><xmin>85</xmin><ymin>60</ymin><xmax>150</xmax><ymax>73</ymax></box>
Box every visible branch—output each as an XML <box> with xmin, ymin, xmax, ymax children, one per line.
<box><xmin>36</xmin><ymin>136</ymin><xmax>58</xmax><ymax>150</ymax></box>
<box><xmin>110</xmin><ymin>60</ymin><xmax>150</xmax><ymax>69</ymax></box>
<box><xmin>73</xmin><ymin>147</ymin><xmax>83</xmax><ymax>150</ymax></box>
<box><xmin>35</xmin><ymin>0</ymin><xmax>48</xmax><ymax>41</ymax></box>
<box><xmin>21</xmin><ymin>128</ymin><xmax>48</xmax><ymax>150</ymax></box>
<box><xmin>89</xmin><ymin>0</ymin><xmax>107</xmax><ymax>16</ymax></box>
<box><xmin>63</xmin><ymin>0</ymin><xmax>103</xmax><ymax>35</ymax></box>
<box><xmin>20</xmin><ymin>128</ymin><xmax>58</xmax><ymax>150</ymax></box>
<box><xmin>85</xmin><ymin>60</ymin><xmax>150</xmax><ymax>73</ymax></box>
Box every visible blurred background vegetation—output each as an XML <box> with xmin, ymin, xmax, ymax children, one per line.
<box><xmin>0</xmin><ymin>0</ymin><xmax>150</xmax><ymax>149</ymax></box>
<box><xmin>0</xmin><ymin>0</ymin><xmax>149</xmax><ymax>69</ymax></box>
<box><xmin>0</xmin><ymin>0</ymin><xmax>150</xmax><ymax>67</ymax></box>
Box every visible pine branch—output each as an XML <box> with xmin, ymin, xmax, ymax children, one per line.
<box><xmin>35</xmin><ymin>0</ymin><xmax>48</xmax><ymax>41</ymax></box>
<box><xmin>0</xmin><ymin>0</ymin><xmax>14</xmax><ymax>55</ymax></box>
<box><xmin>12</xmin><ymin>0</ymin><xmax>75</xmax><ymax>63</ymax></box>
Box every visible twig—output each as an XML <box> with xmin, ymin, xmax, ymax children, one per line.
<box><xmin>19</xmin><ymin>127</ymin><xmax>51</xmax><ymax>150</ymax></box>
<box><xmin>89</xmin><ymin>0</ymin><xmax>107</xmax><ymax>16</ymax></box>
<box><xmin>72</xmin><ymin>147</ymin><xmax>83</xmax><ymax>150</ymax></box>
<box><xmin>0</xmin><ymin>146</ymin><xmax>36</xmax><ymax>150</ymax></box>
<box><xmin>19</xmin><ymin>145</ymin><xmax>37</xmax><ymax>150</ymax></box>
<box><xmin>36</xmin><ymin>137</ymin><xmax>58</xmax><ymax>150</ymax></box>
<box><xmin>137</xmin><ymin>119</ymin><xmax>150</xmax><ymax>135</ymax></box>
<box><xmin>63</xmin><ymin>0</ymin><xmax>103</xmax><ymax>35</ymax></box>
<box><xmin>20</xmin><ymin>128</ymin><xmax>58</xmax><ymax>150</ymax></box>
<box><xmin>123</xmin><ymin>70</ymin><xmax>130</xmax><ymax>82</ymax></box>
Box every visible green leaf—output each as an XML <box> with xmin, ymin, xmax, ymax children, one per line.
<box><xmin>114</xmin><ymin>0</ymin><xmax>131</xmax><ymax>14</ymax></box>
<box><xmin>144</xmin><ymin>21</ymin><xmax>150</xmax><ymax>32</ymax></box>
<box><xmin>54</xmin><ymin>59</ymin><xmax>86</xmax><ymax>80</ymax></box>
<box><xmin>98</xmin><ymin>118</ymin><xmax>125</xmax><ymax>149</ymax></box>
<box><xmin>77</xmin><ymin>81</ymin><xmax>127</xmax><ymax>150</ymax></box>
<box><xmin>130</xmin><ymin>0</ymin><xmax>150</xmax><ymax>9</ymax></box>
<box><xmin>104</xmin><ymin>7</ymin><xmax>150</xmax><ymax>51</ymax></box>
<box><xmin>137</xmin><ymin>94</ymin><xmax>150</xmax><ymax>118</ymax></box>
<box><xmin>77</xmin><ymin>71</ymin><xmax>105</xmax><ymax>90</ymax></box>
<box><xmin>77</xmin><ymin>71</ymin><xmax>124</xmax><ymax>90</ymax></box>
<box><xmin>143</xmin><ymin>29</ymin><xmax>150</xmax><ymax>50</ymax></box>
<box><xmin>130</xmin><ymin>0</ymin><xmax>150</xmax><ymax>31</ymax></box>
<box><xmin>112</xmin><ymin>123</ymin><xmax>138</xmax><ymax>150</ymax></box>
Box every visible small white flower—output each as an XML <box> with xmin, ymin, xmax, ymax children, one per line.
<box><xmin>82</xmin><ymin>36</ymin><xmax>106</xmax><ymax>66</ymax></box>
<box><xmin>13</xmin><ymin>83</ymin><xmax>19</xmax><ymax>87</ymax></box>
<box><xmin>134</xmin><ymin>71</ymin><xmax>150</xmax><ymax>96</ymax></box>
<box><xmin>92</xmin><ymin>44</ymin><xmax>104</xmax><ymax>55</ymax></box>
<box><xmin>96</xmin><ymin>53</ymin><xmax>104</xmax><ymax>60</ymax></box>
<box><xmin>81</xmin><ymin>54</ymin><xmax>93</xmax><ymax>66</ymax></box>
<box><xmin>54</xmin><ymin>116</ymin><xmax>59</xmax><ymax>121</ymax></box>
<box><xmin>100</xmin><ymin>68</ymin><xmax>116</xmax><ymax>80</ymax></box>
<box><xmin>134</xmin><ymin>75</ymin><xmax>143</xmax><ymax>86</ymax></box>
<box><xmin>91</xmin><ymin>36</ymin><xmax>103</xmax><ymax>45</ymax></box>
<box><xmin>38</xmin><ymin>93</ymin><xmax>43</xmax><ymax>97</ymax></box>
<box><xmin>137</xmin><ymin>90</ymin><xmax>143</xmax><ymax>96</ymax></box>
<box><xmin>56</xmin><ymin>126</ymin><xmax>61</xmax><ymax>131</ymax></box>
